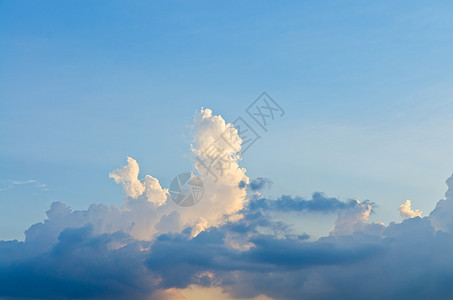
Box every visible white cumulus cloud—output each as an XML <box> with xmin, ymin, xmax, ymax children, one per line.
<box><xmin>399</xmin><ymin>200</ymin><xmax>422</xmax><ymax>219</ymax></box>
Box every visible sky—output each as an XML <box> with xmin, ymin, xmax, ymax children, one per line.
<box><xmin>1</xmin><ymin>1</ymin><xmax>453</xmax><ymax>299</ymax></box>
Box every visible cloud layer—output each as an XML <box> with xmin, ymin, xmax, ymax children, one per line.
<box><xmin>1</xmin><ymin>108</ymin><xmax>453</xmax><ymax>300</ymax></box>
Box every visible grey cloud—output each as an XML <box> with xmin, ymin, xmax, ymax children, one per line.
<box><xmin>248</xmin><ymin>192</ymin><xmax>360</xmax><ymax>213</ymax></box>
<box><xmin>0</xmin><ymin>226</ymin><xmax>156</xmax><ymax>300</ymax></box>
<box><xmin>1</xmin><ymin>174</ymin><xmax>453</xmax><ymax>299</ymax></box>
<box><xmin>249</xmin><ymin>177</ymin><xmax>273</xmax><ymax>191</ymax></box>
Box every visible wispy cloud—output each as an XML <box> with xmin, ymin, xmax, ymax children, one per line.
<box><xmin>0</xmin><ymin>179</ymin><xmax>49</xmax><ymax>192</ymax></box>
<box><xmin>10</xmin><ymin>179</ymin><xmax>37</xmax><ymax>185</ymax></box>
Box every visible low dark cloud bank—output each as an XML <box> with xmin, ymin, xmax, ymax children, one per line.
<box><xmin>1</xmin><ymin>175</ymin><xmax>453</xmax><ymax>299</ymax></box>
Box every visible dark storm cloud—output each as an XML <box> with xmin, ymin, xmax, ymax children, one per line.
<box><xmin>1</xmin><ymin>174</ymin><xmax>453</xmax><ymax>299</ymax></box>
<box><xmin>145</xmin><ymin>216</ymin><xmax>453</xmax><ymax>300</ymax></box>
<box><xmin>0</xmin><ymin>226</ymin><xmax>156</xmax><ymax>300</ymax></box>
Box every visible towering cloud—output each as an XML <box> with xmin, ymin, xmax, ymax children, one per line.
<box><xmin>430</xmin><ymin>175</ymin><xmax>453</xmax><ymax>232</ymax></box>
<box><xmin>2</xmin><ymin>108</ymin><xmax>453</xmax><ymax>299</ymax></box>
<box><xmin>190</xmin><ymin>108</ymin><xmax>249</xmax><ymax>226</ymax></box>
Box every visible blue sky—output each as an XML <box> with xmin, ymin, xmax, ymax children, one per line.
<box><xmin>4</xmin><ymin>2</ymin><xmax>453</xmax><ymax>299</ymax></box>
<box><xmin>2</xmin><ymin>0</ymin><xmax>453</xmax><ymax>241</ymax></box>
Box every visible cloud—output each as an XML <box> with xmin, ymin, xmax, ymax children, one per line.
<box><xmin>109</xmin><ymin>156</ymin><xmax>145</xmax><ymax>199</ymax></box>
<box><xmin>248</xmin><ymin>177</ymin><xmax>273</xmax><ymax>191</ymax></box>
<box><xmin>109</xmin><ymin>157</ymin><xmax>168</xmax><ymax>206</ymax></box>
<box><xmin>429</xmin><ymin>174</ymin><xmax>453</xmax><ymax>233</ymax></box>
<box><xmin>20</xmin><ymin>108</ymin><xmax>250</xmax><ymax>244</ymax></box>
<box><xmin>0</xmin><ymin>179</ymin><xmax>48</xmax><ymax>192</ymax></box>
<box><xmin>399</xmin><ymin>200</ymin><xmax>422</xmax><ymax>219</ymax></box>
<box><xmin>189</xmin><ymin>108</ymin><xmax>249</xmax><ymax>228</ymax></box>
<box><xmin>0</xmin><ymin>226</ymin><xmax>158</xmax><ymax>300</ymax></box>
<box><xmin>143</xmin><ymin>179</ymin><xmax>453</xmax><ymax>299</ymax></box>
<box><xmin>2</xmin><ymin>107</ymin><xmax>453</xmax><ymax>299</ymax></box>
<box><xmin>330</xmin><ymin>199</ymin><xmax>385</xmax><ymax>236</ymax></box>
<box><xmin>248</xmin><ymin>192</ymin><xmax>358</xmax><ymax>213</ymax></box>
<box><xmin>3</xmin><ymin>173</ymin><xmax>453</xmax><ymax>299</ymax></box>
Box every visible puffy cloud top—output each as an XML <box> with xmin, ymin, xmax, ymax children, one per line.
<box><xmin>109</xmin><ymin>157</ymin><xmax>168</xmax><ymax>206</ymax></box>
<box><xmin>399</xmin><ymin>200</ymin><xmax>422</xmax><ymax>219</ymax></box>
